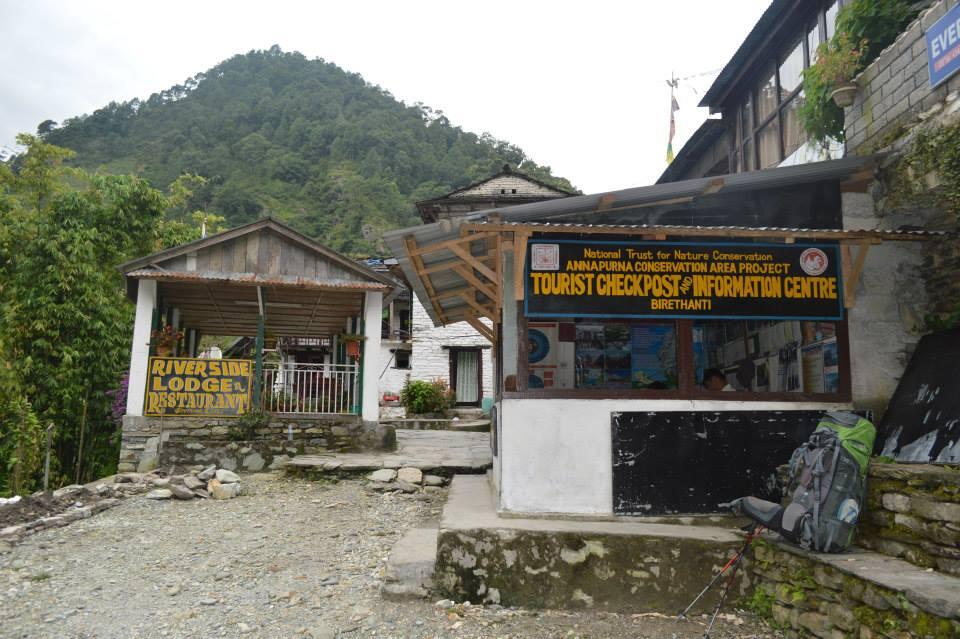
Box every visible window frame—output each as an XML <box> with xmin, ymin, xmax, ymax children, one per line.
<box><xmin>731</xmin><ymin>0</ymin><xmax>845</xmax><ymax>171</ymax></box>
<box><xmin>509</xmin><ymin>315</ymin><xmax>851</xmax><ymax>403</ymax></box>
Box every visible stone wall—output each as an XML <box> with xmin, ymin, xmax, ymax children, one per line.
<box><xmin>409</xmin><ymin>297</ymin><xmax>492</xmax><ymax>402</ymax></box>
<box><xmin>858</xmin><ymin>463</ymin><xmax>960</xmax><ymax>576</ymax></box>
<box><xmin>119</xmin><ymin>414</ymin><xmax>394</xmax><ymax>473</ymax></box>
<box><xmin>748</xmin><ymin>540</ymin><xmax>959</xmax><ymax>639</ymax></box>
<box><xmin>844</xmin><ymin>0</ymin><xmax>960</xmax><ymax>155</ymax></box>
<box><xmin>844</xmin><ymin>0</ymin><xmax>960</xmax><ymax>329</ymax></box>
<box><xmin>843</xmin><ymin>192</ymin><xmax>929</xmax><ymax>413</ymax></box>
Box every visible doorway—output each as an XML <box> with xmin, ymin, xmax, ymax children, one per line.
<box><xmin>449</xmin><ymin>348</ymin><xmax>482</xmax><ymax>406</ymax></box>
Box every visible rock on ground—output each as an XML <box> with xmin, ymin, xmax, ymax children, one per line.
<box><xmin>396</xmin><ymin>467</ymin><xmax>423</xmax><ymax>485</ymax></box>
<box><xmin>369</xmin><ymin>469</ymin><xmax>397</xmax><ymax>483</ymax></box>
<box><xmin>0</xmin><ymin>476</ymin><xmax>777</xmax><ymax>638</ymax></box>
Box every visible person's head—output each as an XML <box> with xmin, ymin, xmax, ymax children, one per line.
<box><xmin>702</xmin><ymin>368</ymin><xmax>726</xmax><ymax>391</ymax></box>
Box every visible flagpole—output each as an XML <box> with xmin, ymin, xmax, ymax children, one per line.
<box><xmin>666</xmin><ymin>73</ymin><xmax>679</xmax><ymax>165</ymax></box>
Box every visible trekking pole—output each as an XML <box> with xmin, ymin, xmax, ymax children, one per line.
<box><xmin>702</xmin><ymin>525</ymin><xmax>762</xmax><ymax>639</ymax></box>
<box><xmin>677</xmin><ymin>524</ymin><xmax>763</xmax><ymax>621</ymax></box>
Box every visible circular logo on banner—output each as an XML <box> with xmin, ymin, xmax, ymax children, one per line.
<box><xmin>528</xmin><ymin>329</ymin><xmax>550</xmax><ymax>363</ymax></box>
<box><xmin>799</xmin><ymin>248</ymin><xmax>829</xmax><ymax>276</ymax></box>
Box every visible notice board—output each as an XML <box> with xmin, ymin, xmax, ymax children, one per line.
<box><xmin>877</xmin><ymin>329</ymin><xmax>960</xmax><ymax>463</ymax></box>
<box><xmin>611</xmin><ymin>411</ymin><xmax>825</xmax><ymax>514</ymax></box>
<box><xmin>144</xmin><ymin>357</ymin><xmax>253</xmax><ymax>417</ymax></box>
<box><xmin>526</xmin><ymin>240</ymin><xmax>843</xmax><ymax>320</ymax></box>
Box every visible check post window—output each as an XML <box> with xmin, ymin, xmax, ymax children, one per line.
<box><xmin>527</xmin><ymin>320</ymin><xmax>677</xmax><ymax>390</ymax></box>
<box><xmin>693</xmin><ymin>320</ymin><xmax>841</xmax><ymax>393</ymax></box>
<box><xmin>523</xmin><ymin>239</ymin><xmax>846</xmax><ymax>398</ymax></box>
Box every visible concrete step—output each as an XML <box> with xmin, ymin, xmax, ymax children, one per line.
<box><xmin>382</xmin><ymin>526</ymin><xmax>438</xmax><ymax>600</ymax></box>
<box><xmin>434</xmin><ymin>475</ymin><xmax>747</xmax><ymax>612</ymax></box>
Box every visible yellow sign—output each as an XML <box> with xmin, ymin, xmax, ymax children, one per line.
<box><xmin>143</xmin><ymin>357</ymin><xmax>252</xmax><ymax>417</ymax></box>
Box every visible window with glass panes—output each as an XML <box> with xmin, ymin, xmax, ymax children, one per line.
<box><xmin>734</xmin><ymin>1</ymin><xmax>842</xmax><ymax>171</ymax></box>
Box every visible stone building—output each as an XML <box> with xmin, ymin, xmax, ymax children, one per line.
<box><xmin>657</xmin><ymin>0</ymin><xmax>960</xmax><ymax>416</ymax></box>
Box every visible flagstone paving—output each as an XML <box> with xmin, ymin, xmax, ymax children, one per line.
<box><xmin>287</xmin><ymin>430</ymin><xmax>492</xmax><ymax>474</ymax></box>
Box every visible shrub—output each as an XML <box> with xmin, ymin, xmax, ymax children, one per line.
<box><xmin>799</xmin><ymin>0</ymin><xmax>919</xmax><ymax>143</ymax></box>
<box><xmin>228</xmin><ymin>410</ymin><xmax>271</xmax><ymax>441</ymax></box>
<box><xmin>400</xmin><ymin>378</ymin><xmax>455</xmax><ymax>414</ymax></box>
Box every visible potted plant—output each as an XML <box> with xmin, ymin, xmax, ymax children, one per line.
<box><xmin>151</xmin><ymin>325</ymin><xmax>184</xmax><ymax>357</ymax></box>
<box><xmin>815</xmin><ymin>31</ymin><xmax>868</xmax><ymax>108</ymax></box>
<box><xmin>339</xmin><ymin>333</ymin><xmax>365</xmax><ymax>359</ymax></box>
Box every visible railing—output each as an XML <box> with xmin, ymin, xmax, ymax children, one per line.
<box><xmin>262</xmin><ymin>362</ymin><xmax>359</xmax><ymax>415</ymax></box>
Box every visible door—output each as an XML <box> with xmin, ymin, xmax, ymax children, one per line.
<box><xmin>450</xmin><ymin>348</ymin><xmax>482</xmax><ymax>406</ymax></box>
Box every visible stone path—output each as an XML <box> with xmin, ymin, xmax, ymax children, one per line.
<box><xmin>0</xmin><ymin>474</ymin><xmax>777</xmax><ymax>638</ymax></box>
<box><xmin>287</xmin><ymin>430</ymin><xmax>492</xmax><ymax>474</ymax></box>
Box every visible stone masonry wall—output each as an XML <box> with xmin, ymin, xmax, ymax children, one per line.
<box><xmin>858</xmin><ymin>463</ymin><xmax>960</xmax><ymax>576</ymax></box>
<box><xmin>748</xmin><ymin>540</ymin><xmax>960</xmax><ymax>639</ymax></box>
<box><xmin>844</xmin><ymin>0</ymin><xmax>960</xmax><ymax>155</ymax></box>
<box><xmin>409</xmin><ymin>297</ymin><xmax>492</xmax><ymax>402</ymax></box>
<box><xmin>844</xmin><ymin>0</ymin><xmax>960</xmax><ymax>325</ymax></box>
<box><xmin>120</xmin><ymin>414</ymin><xmax>393</xmax><ymax>473</ymax></box>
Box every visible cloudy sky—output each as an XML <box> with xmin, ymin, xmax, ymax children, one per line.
<box><xmin>1</xmin><ymin>0</ymin><xmax>770</xmax><ymax>193</ymax></box>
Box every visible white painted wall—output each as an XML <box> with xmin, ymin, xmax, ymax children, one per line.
<box><xmin>378</xmin><ymin>342</ymin><xmax>411</xmax><ymax>397</ymax></box>
<box><xmin>361</xmin><ymin>291</ymin><xmax>382</xmax><ymax>422</ymax></box>
<box><xmin>498</xmin><ymin>398</ymin><xmax>853</xmax><ymax>515</ymax></box>
<box><xmin>125</xmin><ymin>279</ymin><xmax>156</xmax><ymax>417</ymax></box>
<box><xmin>407</xmin><ymin>296</ymin><xmax>492</xmax><ymax>400</ymax></box>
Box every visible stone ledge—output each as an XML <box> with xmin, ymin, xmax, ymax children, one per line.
<box><xmin>434</xmin><ymin>475</ymin><xmax>747</xmax><ymax>612</ymax></box>
<box><xmin>749</xmin><ymin>539</ymin><xmax>960</xmax><ymax>638</ymax></box>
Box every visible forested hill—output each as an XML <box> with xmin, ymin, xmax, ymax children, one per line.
<box><xmin>42</xmin><ymin>46</ymin><xmax>577</xmax><ymax>254</ymax></box>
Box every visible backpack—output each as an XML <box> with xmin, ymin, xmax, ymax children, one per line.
<box><xmin>730</xmin><ymin>411</ymin><xmax>876</xmax><ymax>553</ymax></box>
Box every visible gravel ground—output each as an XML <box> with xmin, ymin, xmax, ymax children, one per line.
<box><xmin>0</xmin><ymin>474</ymin><xmax>781</xmax><ymax>638</ymax></box>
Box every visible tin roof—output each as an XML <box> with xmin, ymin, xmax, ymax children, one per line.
<box><xmin>125</xmin><ymin>269</ymin><xmax>389</xmax><ymax>291</ymax></box>
<box><xmin>383</xmin><ymin>155</ymin><xmax>945</xmax><ymax>327</ymax></box>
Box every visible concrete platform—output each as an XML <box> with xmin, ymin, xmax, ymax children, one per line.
<box><xmin>286</xmin><ymin>430</ymin><xmax>492</xmax><ymax>475</ymax></box>
<box><xmin>382</xmin><ymin>526</ymin><xmax>438</xmax><ymax>600</ymax></box>
<box><xmin>434</xmin><ymin>475</ymin><xmax>747</xmax><ymax>612</ymax></box>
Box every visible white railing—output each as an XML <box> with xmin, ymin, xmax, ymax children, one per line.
<box><xmin>262</xmin><ymin>362</ymin><xmax>359</xmax><ymax>415</ymax></box>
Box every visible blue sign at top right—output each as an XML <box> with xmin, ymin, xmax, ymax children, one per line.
<box><xmin>927</xmin><ymin>3</ymin><xmax>960</xmax><ymax>89</ymax></box>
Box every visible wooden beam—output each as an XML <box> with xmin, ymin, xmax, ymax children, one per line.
<box><xmin>463</xmin><ymin>312</ymin><xmax>495</xmax><ymax>343</ymax></box>
<box><xmin>448</xmin><ymin>242</ymin><xmax>499</xmax><ymax>284</ymax></box>
<box><xmin>405</xmin><ymin>235</ymin><xmax>447</xmax><ymax>324</ymax></box>
<box><xmin>407</xmin><ymin>231</ymin><xmax>498</xmax><ymax>256</ymax></box>
<box><xmin>420</xmin><ymin>255</ymin><xmax>497</xmax><ymax>276</ymax></box>
<box><xmin>841</xmin><ymin>242</ymin><xmax>871</xmax><ymax>309</ymax></box>
<box><xmin>453</xmin><ymin>264</ymin><xmax>498</xmax><ymax>302</ymax></box>
<box><xmin>494</xmin><ymin>231</ymin><xmax>503</xmax><ymax>313</ymax></box>
<box><xmin>457</xmin><ymin>293</ymin><xmax>496</xmax><ymax>321</ymax></box>
<box><xmin>514</xmin><ymin>231</ymin><xmax>529</xmax><ymax>301</ymax></box>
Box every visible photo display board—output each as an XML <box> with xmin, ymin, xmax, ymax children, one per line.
<box><xmin>526</xmin><ymin>240</ymin><xmax>843</xmax><ymax>320</ymax></box>
<box><xmin>144</xmin><ymin>357</ymin><xmax>253</xmax><ymax>417</ymax></box>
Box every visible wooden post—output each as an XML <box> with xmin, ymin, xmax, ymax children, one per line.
<box><xmin>253</xmin><ymin>287</ymin><xmax>265</xmax><ymax>410</ymax></box>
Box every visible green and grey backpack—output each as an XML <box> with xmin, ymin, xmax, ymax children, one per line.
<box><xmin>731</xmin><ymin>411</ymin><xmax>876</xmax><ymax>553</ymax></box>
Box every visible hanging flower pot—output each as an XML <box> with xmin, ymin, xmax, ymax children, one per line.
<box><xmin>155</xmin><ymin>344</ymin><xmax>173</xmax><ymax>357</ymax></box>
<box><xmin>830</xmin><ymin>82</ymin><xmax>859</xmax><ymax>108</ymax></box>
<box><xmin>340</xmin><ymin>333</ymin><xmax>365</xmax><ymax>360</ymax></box>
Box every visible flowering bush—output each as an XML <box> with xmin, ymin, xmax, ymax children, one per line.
<box><xmin>105</xmin><ymin>373</ymin><xmax>129</xmax><ymax>427</ymax></box>
<box><xmin>151</xmin><ymin>325</ymin><xmax>184</xmax><ymax>347</ymax></box>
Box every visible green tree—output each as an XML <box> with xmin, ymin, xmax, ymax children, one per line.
<box><xmin>0</xmin><ymin>135</ymin><xmax>168</xmax><ymax>491</ymax></box>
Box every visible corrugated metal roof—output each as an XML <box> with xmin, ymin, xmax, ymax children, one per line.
<box><xmin>126</xmin><ymin>269</ymin><xmax>389</xmax><ymax>291</ymax></box>
<box><xmin>383</xmin><ymin>155</ymin><xmax>909</xmax><ymax>327</ymax></box>
<box><xmin>467</xmin><ymin>221</ymin><xmax>945</xmax><ymax>239</ymax></box>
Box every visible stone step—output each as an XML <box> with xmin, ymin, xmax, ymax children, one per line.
<box><xmin>284</xmin><ymin>430</ymin><xmax>492</xmax><ymax>477</ymax></box>
<box><xmin>382</xmin><ymin>526</ymin><xmax>438</xmax><ymax>600</ymax></box>
<box><xmin>384</xmin><ymin>418</ymin><xmax>491</xmax><ymax>432</ymax></box>
<box><xmin>434</xmin><ymin>475</ymin><xmax>747</xmax><ymax>612</ymax></box>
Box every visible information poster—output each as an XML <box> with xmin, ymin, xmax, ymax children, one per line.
<box><xmin>144</xmin><ymin>357</ymin><xmax>252</xmax><ymax>416</ymax></box>
<box><xmin>630</xmin><ymin>325</ymin><xmax>677</xmax><ymax>389</ymax></box>
<box><xmin>527</xmin><ymin>240</ymin><xmax>843</xmax><ymax>319</ymax></box>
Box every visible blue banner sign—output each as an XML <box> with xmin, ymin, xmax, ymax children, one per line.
<box><xmin>927</xmin><ymin>3</ymin><xmax>960</xmax><ymax>89</ymax></box>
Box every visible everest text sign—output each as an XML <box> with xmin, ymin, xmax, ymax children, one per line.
<box><xmin>927</xmin><ymin>2</ymin><xmax>960</xmax><ymax>89</ymax></box>
<box><xmin>144</xmin><ymin>357</ymin><xmax>252</xmax><ymax>416</ymax></box>
<box><xmin>526</xmin><ymin>240</ymin><xmax>842</xmax><ymax>320</ymax></box>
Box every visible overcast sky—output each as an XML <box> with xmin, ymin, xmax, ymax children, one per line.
<box><xmin>1</xmin><ymin>0</ymin><xmax>770</xmax><ymax>194</ymax></box>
